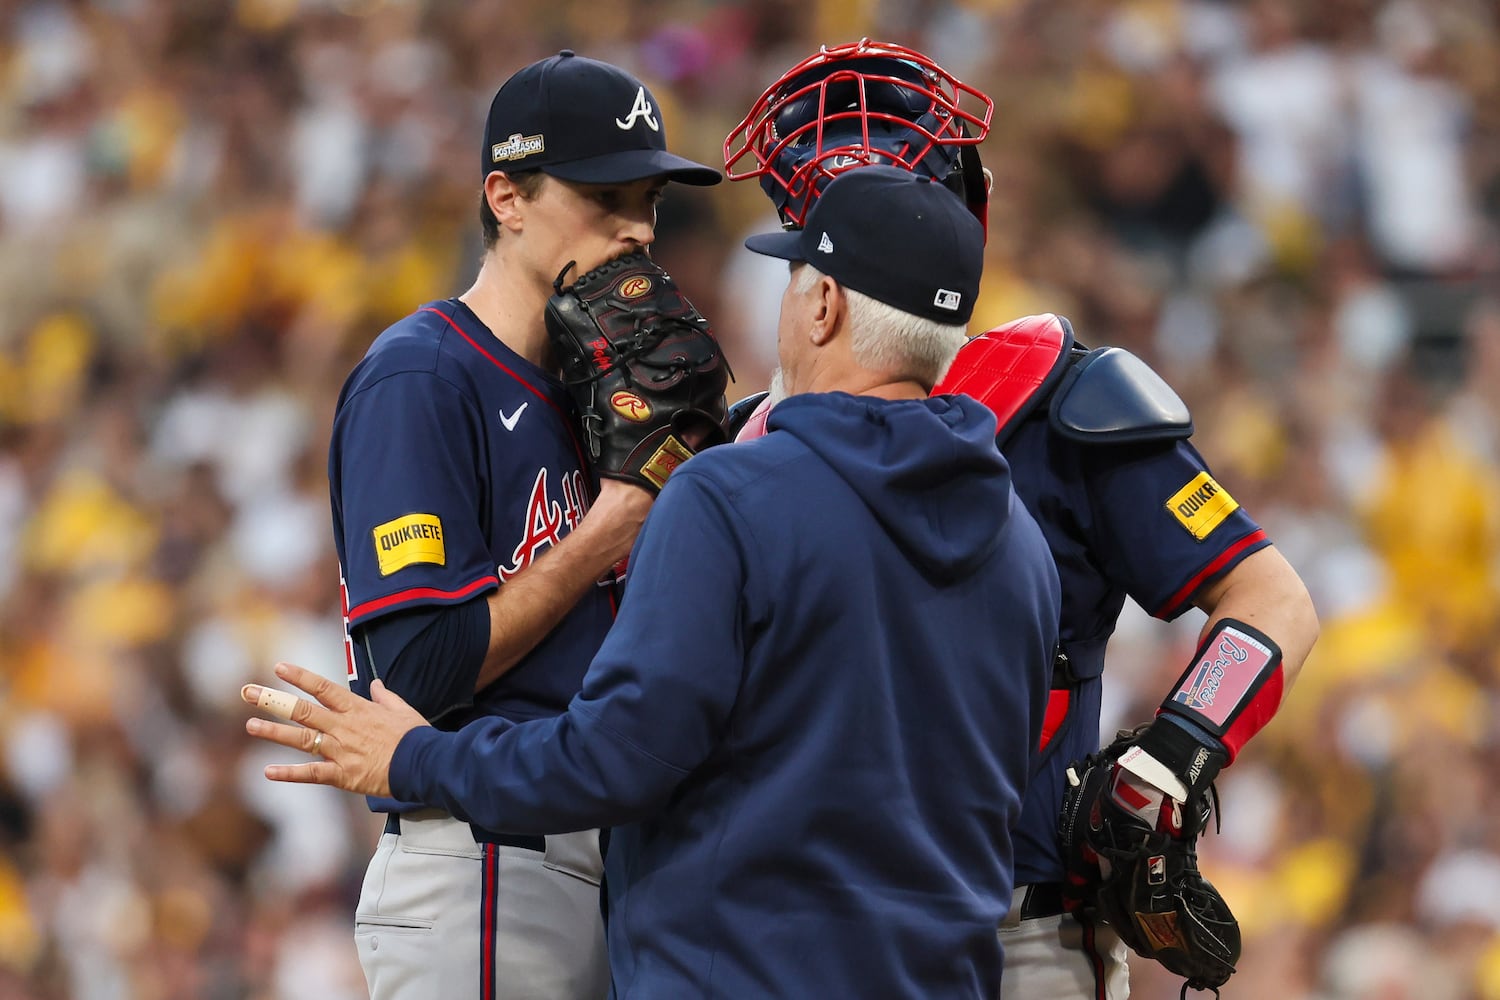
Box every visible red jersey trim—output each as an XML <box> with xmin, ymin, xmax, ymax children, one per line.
<box><xmin>1037</xmin><ymin>689</ymin><xmax>1071</xmax><ymax>754</ymax></box>
<box><xmin>420</xmin><ymin>306</ymin><xmax>589</xmax><ymax>471</ymax></box>
<box><xmin>1152</xmin><ymin>529</ymin><xmax>1269</xmax><ymax>619</ymax></box>
<box><xmin>481</xmin><ymin>845</ymin><xmax>499</xmax><ymax>1000</ymax></box>
<box><xmin>348</xmin><ymin>575</ymin><xmax>499</xmax><ymax>623</ymax></box>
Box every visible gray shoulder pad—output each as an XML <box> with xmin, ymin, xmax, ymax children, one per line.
<box><xmin>1048</xmin><ymin>347</ymin><xmax>1193</xmax><ymax>444</ymax></box>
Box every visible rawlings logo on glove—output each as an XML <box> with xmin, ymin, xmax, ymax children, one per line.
<box><xmin>545</xmin><ymin>253</ymin><xmax>731</xmax><ymax>493</ymax></box>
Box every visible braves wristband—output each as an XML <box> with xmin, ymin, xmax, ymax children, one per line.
<box><xmin>1158</xmin><ymin>618</ymin><xmax>1285</xmax><ymax>763</ymax></box>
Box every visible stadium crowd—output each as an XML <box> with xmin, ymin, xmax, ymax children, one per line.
<box><xmin>0</xmin><ymin>0</ymin><xmax>1497</xmax><ymax>997</ymax></box>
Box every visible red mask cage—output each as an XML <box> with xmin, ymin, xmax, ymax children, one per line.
<box><xmin>724</xmin><ymin>39</ymin><xmax>994</xmax><ymax>230</ymax></box>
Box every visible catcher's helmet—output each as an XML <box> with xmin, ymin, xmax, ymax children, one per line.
<box><xmin>724</xmin><ymin>39</ymin><xmax>994</xmax><ymax>234</ymax></box>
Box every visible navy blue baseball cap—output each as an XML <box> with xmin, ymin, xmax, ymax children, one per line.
<box><xmin>482</xmin><ymin>50</ymin><xmax>721</xmax><ymax>186</ymax></box>
<box><xmin>743</xmin><ymin>165</ymin><xmax>983</xmax><ymax>323</ymax></box>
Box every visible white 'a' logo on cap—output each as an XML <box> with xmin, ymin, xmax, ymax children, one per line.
<box><xmin>615</xmin><ymin>87</ymin><xmax>660</xmax><ymax>132</ymax></box>
<box><xmin>817</xmin><ymin>232</ymin><xmax>834</xmax><ymax>254</ymax></box>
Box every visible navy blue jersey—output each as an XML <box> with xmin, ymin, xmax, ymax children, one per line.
<box><xmin>1004</xmin><ymin>415</ymin><xmax>1269</xmax><ymax>885</ymax></box>
<box><xmin>329</xmin><ymin>299</ymin><xmax>616</xmax><ymax>730</ymax></box>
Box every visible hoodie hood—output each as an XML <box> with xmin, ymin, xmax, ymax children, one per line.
<box><xmin>767</xmin><ymin>392</ymin><xmax>1012</xmax><ymax>577</ymax></box>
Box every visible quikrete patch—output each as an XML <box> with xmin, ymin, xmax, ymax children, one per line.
<box><xmin>1165</xmin><ymin>472</ymin><xmax>1238</xmax><ymax>541</ymax></box>
<box><xmin>373</xmin><ymin>513</ymin><xmax>446</xmax><ymax>575</ymax></box>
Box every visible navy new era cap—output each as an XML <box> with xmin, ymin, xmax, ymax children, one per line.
<box><xmin>744</xmin><ymin>166</ymin><xmax>983</xmax><ymax>323</ymax></box>
<box><xmin>482</xmin><ymin>50</ymin><xmax>721</xmax><ymax>186</ymax></box>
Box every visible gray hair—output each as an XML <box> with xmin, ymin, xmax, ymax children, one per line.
<box><xmin>792</xmin><ymin>264</ymin><xmax>969</xmax><ymax>387</ymax></box>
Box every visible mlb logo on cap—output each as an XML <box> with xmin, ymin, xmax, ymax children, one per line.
<box><xmin>743</xmin><ymin>166</ymin><xmax>984</xmax><ymax>324</ymax></box>
<box><xmin>934</xmin><ymin>289</ymin><xmax>963</xmax><ymax>312</ymax></box>
<box><xmin>481</xmin><ymin>51</ymin><xmax>720</xmax><ymax>187</ymax></box>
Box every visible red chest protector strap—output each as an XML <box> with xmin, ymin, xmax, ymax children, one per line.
<box><xmin>932</xmin><ymin>313</ymin><xmax>1075</xmax><ymax>446</ymax></box>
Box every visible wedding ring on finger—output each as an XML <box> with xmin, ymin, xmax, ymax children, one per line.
<box><xmin>312</xmin><ymin>731</ymin><xmax>324</xmax><ymax>754</ymax></box>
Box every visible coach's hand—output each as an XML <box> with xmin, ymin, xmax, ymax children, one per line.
<box><xmin>242</xmin><ymin>662</ymin><xmax>429</xmax><ymax>797</ymax></box>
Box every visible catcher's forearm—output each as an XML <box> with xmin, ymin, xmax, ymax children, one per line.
<box><xmin>1190</xmin><ymin>545</ymin><xmax>1318</xmax><ymax>692</ymax></box>
<box><xmin>1130</xmin><ymin>545</ymin><xmax>1319</xmax><ymax>789</ymax></box>
<box><xmin>475</xmin><ymin>484</ymin><xmax>651</xmax><ymax>690</ymax></box>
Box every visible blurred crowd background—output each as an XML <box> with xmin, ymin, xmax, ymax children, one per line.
<box><xmin>0</xmin><ymin>0</ymin><xmax>1496</xmax><ymax>997</ymax></box>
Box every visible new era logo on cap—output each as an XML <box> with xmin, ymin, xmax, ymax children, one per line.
<box><xmin>817</xmin><ymin>232</ymin><xmax>834</xmax><ymax>254</ymax></box>
<box><xmin>481</xmin><ymin>51</ymin><xmax>719</xmax><ymax>186</ymax></box>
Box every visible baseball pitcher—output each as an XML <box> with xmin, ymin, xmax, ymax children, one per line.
<box><xmin>330</xmin><ymin>51</ymin><xmax>723</xmax><ymax>999</ymax></box>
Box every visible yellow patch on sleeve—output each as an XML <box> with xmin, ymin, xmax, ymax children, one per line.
<box><xmin>372</xmin><ymin>513</ymin><xmax>446</xmax><ymax>576</ymax></box>
<box><xmin>1165</xmin><ymin>472</ymin><xmax>1239</xmax><ymax>541</ymax></box>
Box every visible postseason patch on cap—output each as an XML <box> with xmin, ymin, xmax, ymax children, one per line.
<box><xmin>1165</xmin><ymin>471</ymin><xmax>1238</xmax><ymax>541</ymax></box>
<box><xmin>373</xmin><ymin>513</ymin><xmax>446</xmax><ymax>575</ymax></box>
<box><xmin>492</xmin><ymin>132</ymin><xmax>545</xmax><ymax>163</ymax></box>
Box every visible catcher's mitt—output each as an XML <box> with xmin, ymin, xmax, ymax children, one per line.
<box><xmin>1058</xmin><ymin>725</ymin><xmax>1240</xmax><ymax>997</ymax></box>
<box><xmin>545</xmin><ymin>253</ymin><xmax>731</xmax><ymax>493</ymax></box>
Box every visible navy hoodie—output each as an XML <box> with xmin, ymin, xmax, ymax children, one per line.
<box><xmin>391</xmin><ymin>391</ymin><xmax>1060</xmax><ymax>999</ymax></box>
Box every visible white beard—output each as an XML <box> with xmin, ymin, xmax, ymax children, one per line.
<box><xmin>768</xmin><ymin>367</ymin><xmax>788</xmax><ymax>405</ymax></box>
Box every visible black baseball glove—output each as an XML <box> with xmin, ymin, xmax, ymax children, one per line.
<box><xmin>1058</xmin><ymin>723</ymin><xmax>1240</xmax><ymax>997</ymax></box>
<box><xmin>545</xmin><ymin>253</ymin><xmax>731</xmax><ymax>493</ymax></box>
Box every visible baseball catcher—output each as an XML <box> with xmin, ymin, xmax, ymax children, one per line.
<box><xmin>545</xmin><ymin>252</ymin><xmax>731</xmax><ymax>492</ymax></box>
<box><xmin>722</xmin><ymin>39</ymin><xmax>1318</xmax><ymax>1000</ymax></box>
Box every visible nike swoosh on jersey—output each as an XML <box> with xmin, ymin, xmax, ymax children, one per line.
<box><xmin>498</xmin><ymin>402</ymin><xmax>529</xmax><ymax>431</ymax></box>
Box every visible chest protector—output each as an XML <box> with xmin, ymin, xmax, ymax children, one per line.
<box><xmin>933</xmin><ymin>313</ymin><xmax>1075</xmax><ymax>447</ymax></box>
